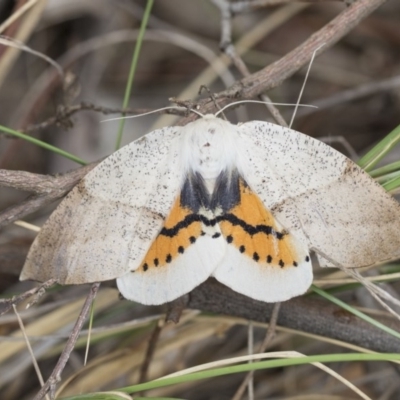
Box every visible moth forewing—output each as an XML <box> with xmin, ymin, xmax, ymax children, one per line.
<box><xmin>239</xmin><ymin>121</ymin><xmax>400</xmax><ymax>269</ymax></box>
<box><xmin>21</xmin><ymin>126</ymin><xmax>184</xmax><ymax>284</ymax></box>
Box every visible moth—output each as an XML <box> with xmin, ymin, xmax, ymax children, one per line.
<box><xmin>20</xmin><ymin>114</ymin><xmax>400</xmax><ymax>305</ymax></box>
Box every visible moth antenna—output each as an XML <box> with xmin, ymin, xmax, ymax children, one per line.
<box><xmin>188</xmin><ymin>108</ymin><xmax>205</xmax><ymax>118</ymax></box>
<box><xmin>289</xmin><ymin>43</ymin><xmax>325</xmax><ymax>128</ymax></box>
<box><xmin>101</xmin><ymin>106</ymin><xmax>204</xmax><ymax>123</ymax></box>
<box><xmin>215</xmin><ymin>100</ymin><xmax>317</xmax><ymax>117</ymax></box>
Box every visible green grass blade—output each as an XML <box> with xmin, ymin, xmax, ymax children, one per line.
<box><xmin>311</xmin><ymin>285</ymin><xmax>400</xmax><ymax>340</ymax></box>
<box><xmin>369</xmin><ymin>160</ymin><xmax>400</xmax><ymax>178</ymax></box>
<box><xmin>115</xmin><ymin>353</ymin><xmax>400</xmax><ymax>395</ymax></box>
<box><xmin>115</xmin><ymin>0</ymin><xmax>154</xmax><ymax>151</ymax></box>
<box><xmin>0</xmin><ymin>124</ymin><xmax>86</xmax><ymax>165</ymax></box>
<box><xmin>60</xmin><ymin>353</ymin><xmax>400</xmax><ymax>398</ymax></box>
<box><xmin>382</xmin><ymin>174</ymin><xmax>400</xmax><ymax>192</ymax></box>
<box><xmin>59</xmin><ymin>394</ymin><xmax>131</xmax><ymax>400</ymax></box>
<box><xmin>357</xmin><ymin>124</ymin><xmax>400</xmax><ymax>172</ymax></box>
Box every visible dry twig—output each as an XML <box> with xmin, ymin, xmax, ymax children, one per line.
<box><xmin>179</xmin><ymin>0</ymin><xmax>388</xmax><ymax>122</ymax></box>
<box><xmin>211</xmin><ymin>0</ymin><xmax>287</xmax><ymax>126</ymax></box>
<box><xmin>0</xmin><ymin>162</ymin><xmax>97</xmax><ymax>228</ymax></box>
<box><xmin>189</xmin><ymin>279</ymin><xmax>400</xmax><ymax>353</ymax></box>
<box><xmin>139</xmin><ymin>318</ymin><xmax>164</xmax><ymax>384</ymax></box>
<box><xmin>0</xmin><ymin>279</ymin><xmax>56</xmax><ymax>315</ymax></box>
<box><xmin>229</xmin><ymin>0</ymin><xmax>349</xmax><ymax>13</ymax></box>
<box><xmin>32</xmin><ymin>283</ymin><xmax>100</xmax><ymax>400</ymax></box>
<box><xmin>232</xmin><ymin>303</ymin><xmax>282</xmax><ymax>400</ymax></box>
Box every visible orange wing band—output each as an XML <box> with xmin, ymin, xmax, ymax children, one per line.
<box><xmin>219</xmin><ymin>180</ymin><xmax>305</xmax><ymax>268</ymax></box>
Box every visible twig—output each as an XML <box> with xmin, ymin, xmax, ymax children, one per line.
<box><xmin>188</xmin><ymin>279</ymin><xmax>400</xmax><ymax>353</ymax></box>
<box><xmin>232</xmin><ymin>303</ymin><xmax>282</xmax><ymax>400</ymax></box>
<box><xmin>0</xmin><ymin>279</ymin><xmax>56</xmax><ymax>315</ymax></box>
<box><xmin>229</xmin><ymin>0</ymin><xmax>347</xmax><ymax>13</ymax></box>
<box><xmin>0</xmin><ymin>0</ymin><xmax>40</xmax><ymax>34</ymax></box>
<box><xmin>212</xmin><ymin>0</ymin><xmax>287</xmax><ymax>126</ymax></box>
<box><xmin>33</xmin><ymin>282</ymin><xmax>100</xmax><ymax>400</ymax></box>
<box><xmin>260</xmin><ymin>303</ymin><xmax>281</xmax><ymax>349</ymax></box>
<box><xmin>165</xmin><ymin>294</ymin><xmax>190</xmax><ymax>323</ymax></box>
<box><xmin>238</xmin><ymin>0</ymin><xmax>386</xmax><ymax>97</ymax></box>
<box><xmin>0</xmin><ymin>102</ymin><xmax>187</xmax><ymax>138</ymax></box>
<box><xmin>13</xmin><ymin>304</ymin><xmax>50</xmax><ymax>400</ymax></box>
<box><xmin>0</xmin><ymin>162</ymin><xmax>97</xmax><ymax>228</ymax></box>
<box><xmin>22</xmin><ymin>103</ymin><xmax>156</xmax><ymax>134</ymax></box>
<box><xmin>9</xmin><ymin>29</ymin><xmax>236</xmax><ymax>135</ymax></box>
<box><xmin>180</xmin><ymin>0</ymin><xmax>388</xmax><ymax>123</ymax></box>
<box><xmin>139</xmin><ymin>318</ymin><xmax>164</xmax><ymax>384</ymax></box>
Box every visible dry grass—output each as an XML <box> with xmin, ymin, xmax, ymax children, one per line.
<box><xmin>1</xmin><ymin>1</ymin><xmax>400</xmax><ymax>399</ymax></box>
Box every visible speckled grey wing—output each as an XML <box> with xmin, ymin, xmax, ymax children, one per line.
<box><xmin>237</xmin><ymin>121</ymin><xmax>400</xmax><ymax>268</ymax></box>
<box><xmin>21</xmin><ymin>126</ymin><xmax>184</xmax><ymax>284</ymax></box>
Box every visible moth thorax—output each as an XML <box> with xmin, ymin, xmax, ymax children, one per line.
<box><xmin>179</xmin><ymin>116</ymin><xmax>242</xmax><ymax>189</ymax></box>
<box><xmin>188</xmin><ymin>140</ymin><xmax>223</xmax><ymax>180</ymax></box>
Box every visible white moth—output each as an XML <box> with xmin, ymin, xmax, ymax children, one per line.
<box><xmin>20</xmin><ymin>115</ymin><xmax>400</xmax><ymax>305</ymax></box>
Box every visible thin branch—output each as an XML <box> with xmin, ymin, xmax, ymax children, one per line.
<box><xmin>139</xmin><ymin>318</ymin><xmax>164</xmax><ymax>384</ymax></box>
<box><xmin>188</xmin><ymin>279</ymin><xmax>400</xmax><ymax>353</ymax></box>
<box><xmin>13</xmin><ymin>304</ymin><xmax>50</xmax><ymax>400</ymax></box>
<box><xmin>232</xmin><ymin>303</ymin><xmax>282</xmax><ymax>400</ymax></box>
<box><xmin>165</xmin><ymin>294</ymin><xmax>190</xmax><ymax>323</ymax></box>
<box><xmin>212</xmin><ymin>0</ymin><xmax>288</xmax><ymax>126</ymax></box>
<box><xmin>0</xmin><ymin>279</ymin><xmax>56</xmax><ymax>315</ymax></box>
<box><xmin>180</xmin><ymin>0</ymin><xmax>388</xmax><ymax>122</ymax></box>
<box><xmin>239</xmin><ymin>0</ymin><xmax>386</xmax><ymax>97</ymax></box>
<box><xmin>23</xmin><ymin>103</ymin><xmax>151</xmax><ymax>134</ymax></box>
<box><xmin>0</xmin><ymin>102</ymin><xmax>187</xmax><ymax>138</ymax></box>
<box><xmin>0</xmin><ymin>162</ymin><xmax>97</xmax><ymax>228</ymax></box>
<box><xmin>230</xmin><ymin>0</ymin><xmax>348</xmax><ymax>13</ymax></box>
<box><xmin>0</xmin><ymin>2</ymin><xmax>394</xmax><ymax>384</ymax></box>
<box><xmin>32</xmin><ymin>283</ymin><xmax>100</xmax><ymax>400</ymax></box>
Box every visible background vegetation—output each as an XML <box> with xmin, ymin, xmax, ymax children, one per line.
<box><xmin>1</xmin><ymin>0</ymin><xmax>400</xmax><ymax>399</ymax></box>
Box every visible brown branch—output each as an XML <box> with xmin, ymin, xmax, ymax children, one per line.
<box><xmin>0</xmin><ymin>102</ymin><xmax>187</xmax><ymax>138</ymax></box>
<box><xmin>0</xmin><ymin>279</ymin><xmax>56</xmax><ymax>316</ymax></box>
<box><xmin>2</xmin><ymin>0</ymin><xmax>384</xmax><ymax>137</ymax></box>
<box><xmin>165</xmin><ymin>294</ymin><xmax>190</xmax><ymax>323</ymax></box>
<box><xmin>1</xmin><ymin>3</ymin><xmax>394</xmax><ymax>388</ymax></box>
<box><xmin>22</xmin><ymin>103</ymin><xmax>187</xmax><ymax>135</ymax></box>
<box><xmin>211</xmin><ymin>0</ymin><xmax>288</xmax><ymax>126</ymax></box>
<box><xmin>239</xmin><ymin>0</ymin><xmax>386</xmax><ymax>96</ymax></box>
<box><xmin>188</xmin><ymin>279</ymin><xmax>400</xmax><ymax>353</ymax></box>
<box><xmin>0</xmin><ymin>162</ymin><xmax>97</xmax><ymax>229</ymax></box>
<box><xmin>179</xmin><ymin>0</ymin><xmax>388</xmax><ymax>122</ymax></box>
<box><xmin>139</xmin><ymin>319</ymin><xmax>164</xmax><ymax>384</ymax></box>
<box><xmin>232</xmin><ymin>302</ymin><xmax>282</xmax><ymax>400</ymax></box>
<box><xmin>33</xmin><ymin>283</ymin><xmax>100</xmax><ymax>400</ymax></box>
<box><xmin>230</xmin><ymin>0</ymin><xmax>348</xmax><ymax>13</ymax></box>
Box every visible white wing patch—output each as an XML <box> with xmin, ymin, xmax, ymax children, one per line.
<box><xmin>118</xmin><ymin>235</ymin><xmax>225</xmax><ymax>305</ymax></box>
<box><xmin>20</xmin><ymin>114</ymin><xmax>400</xmax><ymax>305</ymax></box>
